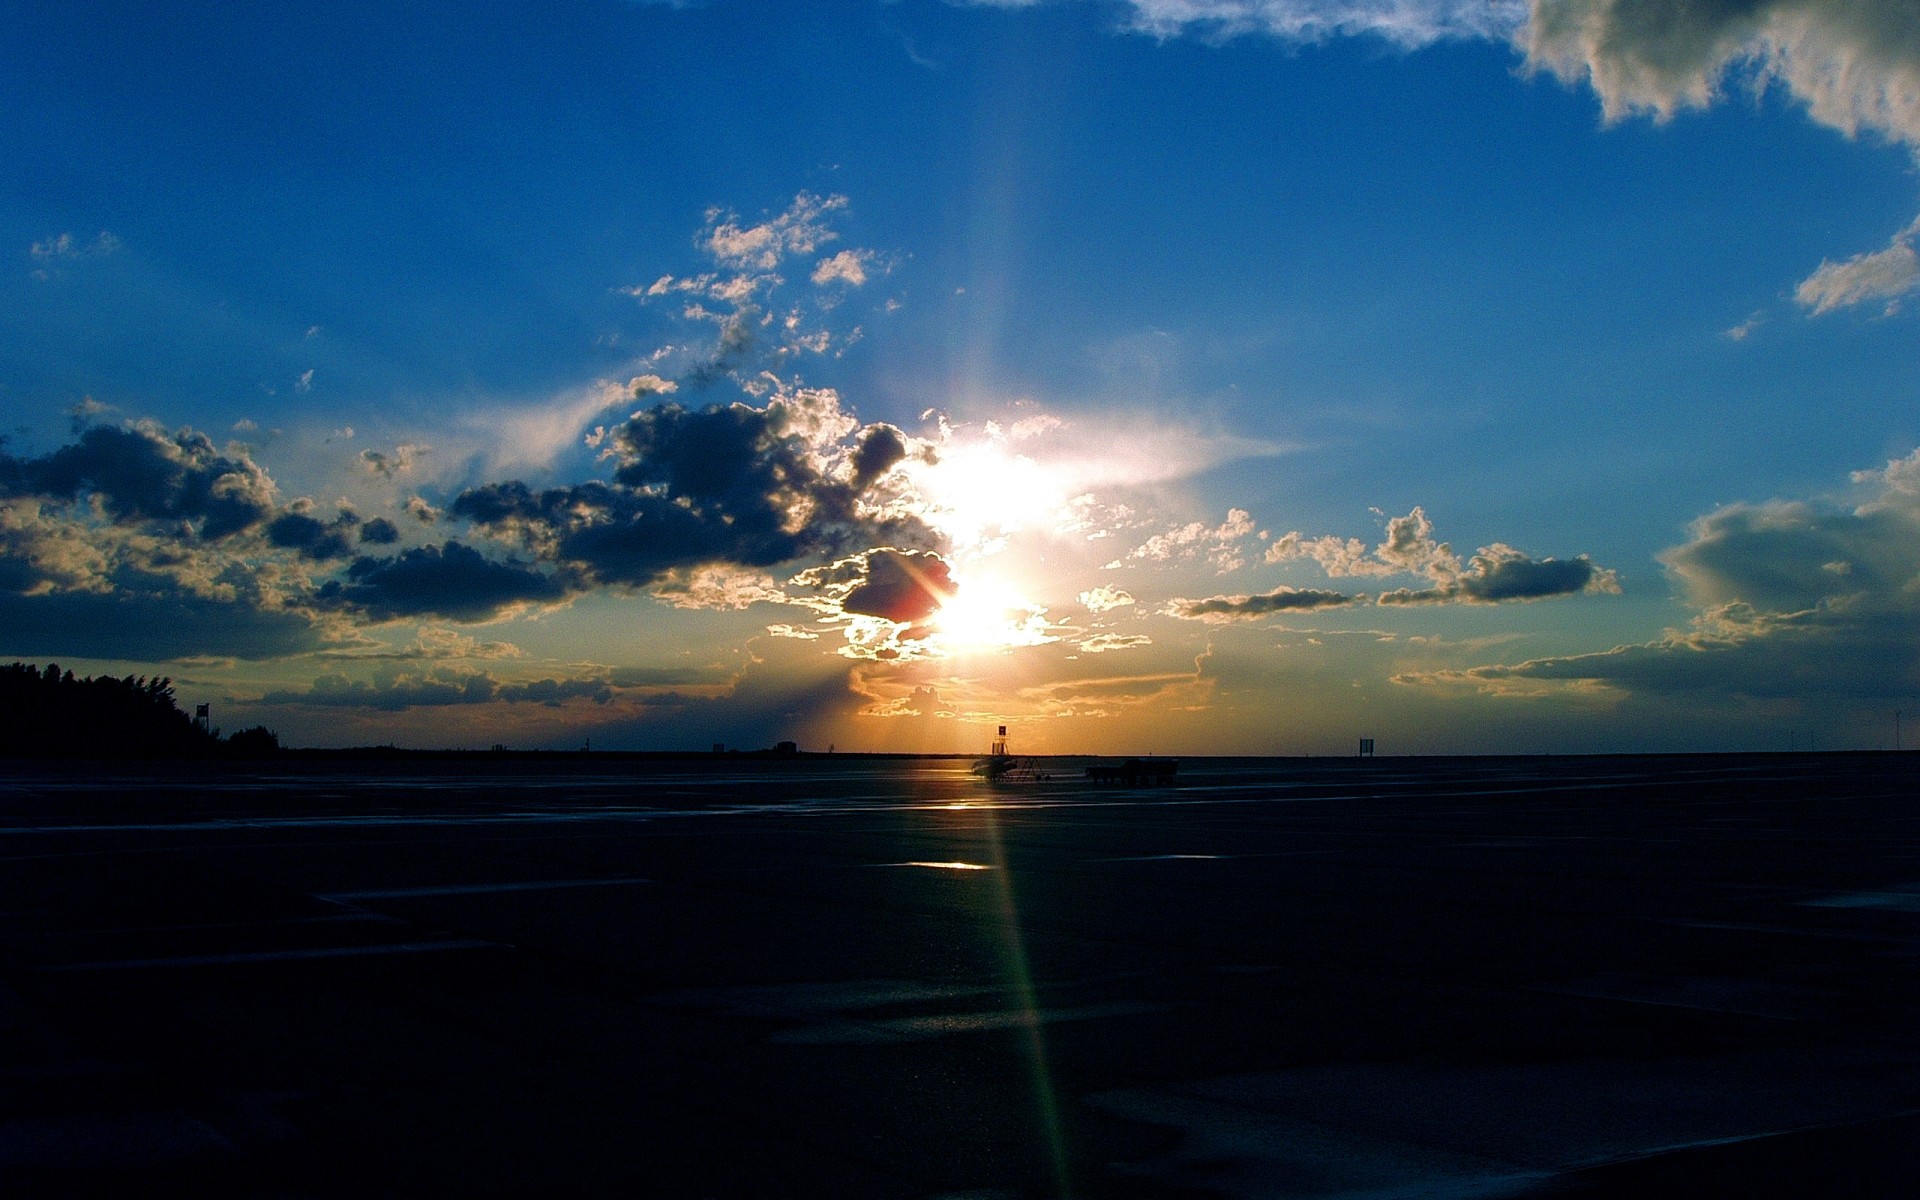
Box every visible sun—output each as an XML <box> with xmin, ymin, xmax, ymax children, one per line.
<box><xmin>903</xmin><ymin>438</ymin><xmax>1072</xmax><ymax>554</ymax></box>
<box><xmin>929</xmin><ymin>572</ymin><xmax>1057</xmax><ymax>652</ymax></box>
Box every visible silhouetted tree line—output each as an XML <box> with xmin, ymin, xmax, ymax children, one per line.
<box><xmin>0</xmin><ymin>663</ymin><xmax>280</xmax><ymax>758</ymax></box>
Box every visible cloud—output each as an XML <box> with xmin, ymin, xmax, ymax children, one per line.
<box><xmin>1169</xmin><ymin>586</ymin><xmax>1358</xmax><ymax>619</ymax></box>
<box><xmin>1525</xmin><ymin>0</ymin><xmax>1920</xmax><ymax>146</ymax></box>
<box><xmin>29</xmin><ymin>231</ymin><xmax>120</xmax><ymax>279</ymax></box>
<box><xmin>1</xmin><ymin>423</ymin><xmax>275</xmax><ymax>539</ymax></box>
<box><xmin>1114</xmin><ymin>0</ymin><xmax>1525</xmax><ymax>46</ymax></box>
<box><xmin>838</xmin><ymin>549</ymin><xmax>956</xmax><ymax>623</ymax></box>
<box><xmin>1079</xmin><ymin>585</ymin><xmax>1136</xmax><ymax>613</ymax></box>
<box><xmin>1115</xmin><ymin>508</ymin><xmax>1258</xmax><ymax>571</ymax></box>
<box><xmin>1270</xmin><ymin>506</ymin><xmax>1617</xmax><ymax>604</ymax></box>
<box><xmin>0</xmin><ymin>587</ymin><xmax>326</xmax><ymax>661</ymax></box>
<box><xmin>1377</xmin><ymin>543</ymin><xmax>1620</xmax><ymax>605</ymax></box>
<box><xmin>452</xmin><ymin>388</ymin><xmax>938</xmax><ymax>589</ymax></box>
<box><xmin>1522</xmin><ymin>0</ymin><xmax>1920</xmax><ymax>313</ymax></box>
<box><xmin>265</xmin><ymin>507</ymin><xmax>358</xmax><ymax>561</ymax></box>
<box><xmin>358</xmin><ymin>517</ymin><xmax>400</xmax><ymax>545</ymax></box>
<box><xmin>650</xmin><ymin>564</ymin><xmax>788</xmax><ymax>610</ymax></box>
<box><xmin>812</xmin><ymin>249</ymin><xmax>881</xmax><ymax>287</ymax></box>
<box><xmin>1796</xmin><ymin>218</ymin><xmax>1920</xmax><ymax>315</ymax></box>
<box><xmin>703</xmin><ymin>192</ymin><xmax>846</xmax><ymax>271</ymax></box>
<box><xmin>359</xmin><ymin>444</ymin><xmax>428</xmax><ymax>478</ymax></box>
<box><xmin>849</xmin><ymin>424</ymin><xmax>909</xmax><ymax>492</ymax></box>
<box><xmin>1011</xmin><ymin>3</ymin><xmax>1920</xmax><ymax>314</ymax></box>
<box><xmin>322</xmin><ymin>627</ymin><xmax>525</xmax><ymax>661</ymax></box>
<box><xmin>1405</xmin><ymin>447</ymin><xmax>1920</xmax><ymax>705</ymax></box>
<box><xmin>1079</xmin><ymin>632</ymin><xmax>1153</xmax><ymax>653</ymax></box>
<box><xmin>261</xmin><ymin>668</ymin><xmax>614</xmax><ymax>711</ymax></box>
<box><xmin>317</xmin><ymin>541</ymin><xmax>572</xmax><ymax>623</ymax></box>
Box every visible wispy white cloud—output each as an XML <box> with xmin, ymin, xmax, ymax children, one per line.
<box><xmin>1796</xmin><ymin>218</ymin><xmax>1920</xmax><ymax>315</ymax></box>
<box><xmin>28</xmin><ymin>230</ymin><xmax>119</xmax><ymax>279</ymax></box>
<box><xmin>1117</xmin><ymin>0</ymin><xmax>1525</xmax><ymax>46</ymax></box>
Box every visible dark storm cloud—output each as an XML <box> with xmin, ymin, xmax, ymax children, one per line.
<box><xmin>452</xmin><ymin>396</ymin><xmax>938</xmax><ymax>588</ymax></box>
<box><xmin>0</xmin><ymin>424</ymin><xmax>272</xmax><ymax>538</ymax></box>
<box><xmin>317</xmin><ymin>541</ymin><xmax>572</xmax><ymax>623</ymax></box>
<box><xmin>358</xmin><ymin>517</ymin><xmax>400</xmax><ymax>545</ymax></box>
<box><xmin>840</xmin><ymin>550</ymin><xmax>954</xmax><ymax>623</ymax></box>
<box><xmin>1169</xmin><ymin>587</ymin><xmax>1357</xmax><ymax>619</ymax></box>
<box><xmin>849</xmin><ymin>424</ymin><xmax>908</xmax><ymax>491</ymax></box>
<box><xmin>1377</xmin><ymin>547</ymin><xmax>1615</xmax><ymax>605</ymax></box>
<box><xmin>0</xmin><ymin>588</ymin><xmax>325</xmax><ymax>661</ymax></box>
<box><xmin>266</xmin><ymin>510</ymin><xmax>357</xmax><ymax>561</ymax></box>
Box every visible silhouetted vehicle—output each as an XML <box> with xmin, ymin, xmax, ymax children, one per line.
<box><xmin>1086</xmin><ymin>759</ymin><xmax>1178</xmax><ymax>787</ymax></box>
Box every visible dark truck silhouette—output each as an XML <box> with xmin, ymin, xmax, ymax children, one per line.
<box><xmin>1086</xmin><ymin>759</ymin><xmax>1178</xmax><ymax>786</ymax></box>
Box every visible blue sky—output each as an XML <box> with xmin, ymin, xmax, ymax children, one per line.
<box><xmin>5</xmin><ymin>0</ymin><xmax>1919</xmax><ymax>752</ymax></box>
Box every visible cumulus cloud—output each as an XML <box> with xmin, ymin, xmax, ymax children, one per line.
<box><xmin>704</xmin><ymin>192</ymin><xmax>847</xmax><ymax>271</ymax></box>
<box><xmin>358</xmin><ymin>517</ymin><xmax>400</xmax><ymax>545</ymax></box>
<box><xmin>839</xmin><ymin>549</ymin><xmax>956</xmax><ymax>623</ymax></box>
<box><xmin>811</xmin><ymin>249</ymin><xmax>882</xmax><ymax>287</ymax></box>
<box><xmin>1525</xmin><ymin>0</ymin><xmax>1920</xmax><ymax>144</ymax></box>
<box><xmin>791</xmin><ymin>548</ymin><xmax>956</xmax><ymax>624</ymax></box>
<box><xmin>1025</xmin><ymin>2</ymin><xmax>1920</xmax><ymax>313</ymax></box>
<box><xmin>453</xmin><ymin>388</ymin><xmax>936</xmax><ymax>590</ymax></box>
<box><xmin>1115</xmin><ymin>508</ymin><xmax>1258</xmax><ymax>571</ymax></box>
<box><xmin>265</xmin><ymin>507</ymin><xmax>359</xmax><ymax>561</ymax></box>
<box><xmin>1080</xmin><ymin>585</ymin><xmax>1136</xmax><ymax>612</ymax></box>
<box><xmin>0</xmin><ymin>423</ymin><xmax>275</xmax><ymax>540</ymax></box>
<box><xmin>1522</xmin><ymin>0</ymin><xmax>1920</xmax><ymax>313</ymax></box>
<box><xmin>1168</xmin><ymin>586</ymin><xmax>1358</xmax><ymax>619</ymax></box>
<box><xmin>1378</xmin><ymin>543</ymin><xmax>1620</xmax><ymax>605</ymax></box>
<box><xmin>1270</xmin><ymin>506</ymin><xmax>1617</xmax><ymax>605</ymax></box>
<box><xmin>1405</xmin><ymin>447</ymin><xmax>1920</xmax><ymax>705</ymax></box>
<box><xmin>317</xmin><ymin>541</ymin><xmax>572</xmax><ymax>624</ymax></box>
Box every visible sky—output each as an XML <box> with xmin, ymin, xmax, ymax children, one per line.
<box><xmin>4</xmin><ymin>0</ymin><xmax>1919</xmax><ymax>754</ymax></box>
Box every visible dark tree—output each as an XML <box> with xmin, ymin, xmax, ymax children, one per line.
<box><xmin>223</xmin><ymin>725</ymin><xmax>282</xmax><ymax>757</ymax></box>
<box><xmin>0</xmin><ymin>662</ymin><xmax>221</xmax><ymax>758</ymax></box>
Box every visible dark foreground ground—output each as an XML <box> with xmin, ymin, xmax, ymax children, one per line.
<box><xmin>1</xmin><ymin>753</ymin><xmax>1917</xmax><ymax>1198</ymax></box>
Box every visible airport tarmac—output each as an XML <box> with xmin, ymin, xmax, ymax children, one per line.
<box><xmin>0</xmin><ymin>753</ymin><xmax>1916</xmax><ymax>1197</ymax></box>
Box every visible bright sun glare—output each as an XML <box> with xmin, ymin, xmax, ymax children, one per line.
<box><xmin>907</xmin><ymin>441</ymin><xmax>1071</xmax><ymax>554</ymax></box>
<box><xmin>930</xmin><ymin>574</ymin><xmax>1048</xmax><ymax>650</ymax></box>
<box><xmin>897</xmin><ymin>429</ymin><xmax>1074</xmax><ymax>653</ymax></box>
